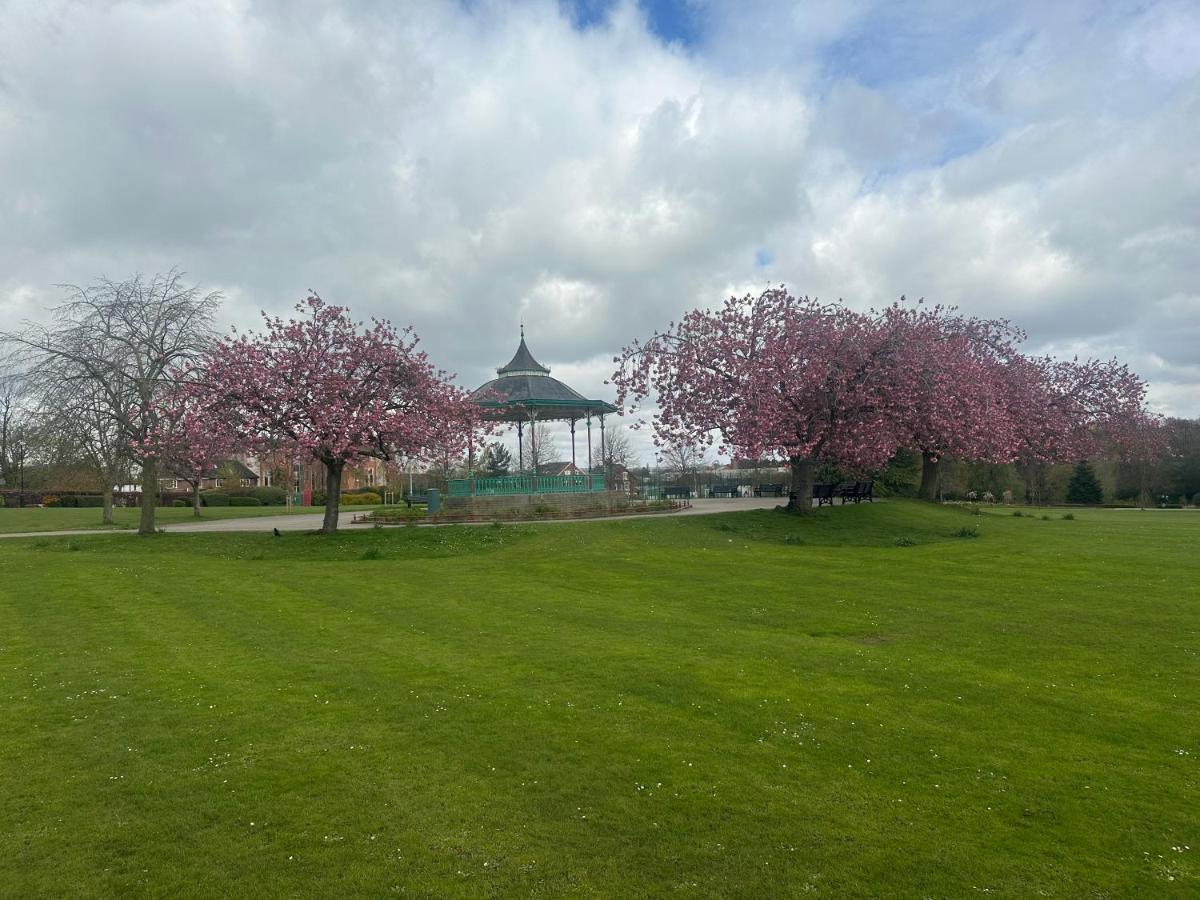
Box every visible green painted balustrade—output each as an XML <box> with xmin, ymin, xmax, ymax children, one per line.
<box><xmin>447</xmin><ymin>474</ymin><xmax>605</xmax><ymax>496</ymax></box>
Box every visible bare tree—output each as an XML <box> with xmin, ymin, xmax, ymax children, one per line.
<box><xmin>659</xmin><ymin>439</ymin><xmax>705</xmax><ymax>491</ymax></box>
<box><xmin>0</xmin><ymin>366</ymin><xmax>34</xmax><ymax>503</ymax></box>
<box><xmin>2</xmin><ymin>271</ymin><xmax>220</xmax><ymax>534</ymax></box>
<box><xmin>37</xmin><ymin>380</ymin><xmax>132</xmax><ymax>524</ymax></box>
<box><xmin>599</xmin><ymin>423</ymin><xmax>635</xmax><ymax>487</ymax></box>
<box><xmin>520</xmin><ymin>421</ymin><xmax>560</xmax><ymax>474</ymax></box>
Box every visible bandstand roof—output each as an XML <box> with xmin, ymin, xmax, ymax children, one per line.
<box><xmin>471</xmin><ymin>330</ymin><xmax>617</xmax><ymax>421</ymax></box>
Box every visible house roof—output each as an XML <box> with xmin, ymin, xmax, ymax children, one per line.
<box><xmin>204</xmin><ymin>459</ymin><xmax>259</xmax><ymax>481</ymax></box>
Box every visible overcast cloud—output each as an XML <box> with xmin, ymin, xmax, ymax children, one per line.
<box><xmin>2</xmin><ymin>0</ymin><xmax>1197</xmax><ymax>460</ymax></box>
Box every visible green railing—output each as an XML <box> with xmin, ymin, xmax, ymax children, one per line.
<box><xmin>448</xmin><ymin>474</ymin><xmax>605</xmax><ymax>497</ymax></box>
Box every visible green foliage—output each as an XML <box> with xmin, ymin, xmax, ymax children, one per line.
<box><xmin>953</xmin><ymin>525</ymin><xmax>980</xmax><ymax>538</ymax></box>
<box><xmin>172</xmin><ymin>499</ymin><xmax>189</xmax><ymax>508</ymax></box>
<box><xmin>201</xmin><ymin>491</ymin><xmax>230</xmax><ymax>507</ymax></box>
<box><xmin>1065</xmin><ymin>460</ymin><xmax>1104</xmax><ymax>505</ymax></box>
<box><xmin>250</xmin><ymin>486</ymin><xmax>287</xmax><ymax>506</ymax></box>
<box><xmin>228</xmin><ymin>496</ymin><xmax>262</xmax><ymax>506</ymax></box>
<box><xmin>311</xmin><ymin>490</ymin><xmax>326</xmax><ymax>506</ymax></box>
<box><xmin>42</xmin><ymin>496</ymin><xmax>61</xmax><ymax>507</ymax></box>
<box><xmin>342</xmin><ymin>491</ymin><xmax>382</xmax><ymax>506</ymax></box>
<box><xmin>0</xmin><ymin>495</ymin><xmax>5</xmax><ymax>508</ymax></box>
<box><xmin>893</xmin><ymin>535</ymin><xmax>916</xmax><ymax>546</ymax></box>
<box><xmin>480</xmin><ymin>441</ymin><xmax>513</xmax><ymax>477</ymax></box>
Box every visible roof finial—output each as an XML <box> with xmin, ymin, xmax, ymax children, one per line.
<box><xmin>520</xmin><ymin>321</ymin><xmax>525</xmax><ymax>340</ymax></box>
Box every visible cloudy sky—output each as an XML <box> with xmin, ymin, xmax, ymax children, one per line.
<box><xmin>2</xmin><ymin>0</ymin><xmax>1197</xmax><ymax>457</ymax></box>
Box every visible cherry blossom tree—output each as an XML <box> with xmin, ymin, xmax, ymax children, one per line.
<box><xmin>1005</xmin><ymin>354</ymin><xmax>1151</xmax><ymax>503</ymax></box>
<box><xmin>612</xmin><ymin>287</ymin><xmax>919</xmax><ymax>512</ymax></box>
<box><xmin>151</xmin><ymin>375</ymin><xmax>240</xmax><ymax>517</ymax></box>
<box><xmin>881</xmin><ymin>303</ymin><xmax>1024</xmax><ymax>501</ymax></box>
<box><xmin>201</xmin><ymin>294</ymin><xmax>479</xmax><ymax>532</ymax></box>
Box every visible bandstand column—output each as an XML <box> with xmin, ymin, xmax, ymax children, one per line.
<box><xmin>529</xmin><ymin>409</ymin><xmax>538</xmax><ymax>489</ymax></box>
<box><xmin>599</xmin><ymin>413</ymin><xmax>607</xmax><ymax>489</ymax></box>
<box><xmin>570</xmin><ymin>419</ymin><xmax>577</xmax><ymax>469</ymax></box>
<box><xmin>587</xmin><ymin>414</ymin><xmax>593</xmax><ymax>474</ymax></box>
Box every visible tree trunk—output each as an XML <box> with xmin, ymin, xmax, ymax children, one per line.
<box><xmin>787</xmin><ymin>455</ymin><xmax>814</xmax><ymax>512</ymax></box>
<box><xmin>321</xmin><ymin>459</ymin><xmax>344</xmax><ymax>533</ymax></box>
<box><xmin>101</xmin><ymin>484</ymin><xmax>114</xmax><ymax>526</ymax></box>
<box><xmin>918</xmin><ymin>450</ymin><xmax>940</xmax><ymax>502</ymax></box>
<box><xmin>138</xmin><ymin>456</ymin><xmax>157</xmax><ymax>535</ymax></box>
<box><xmin>193</xmin><ymin>482</ymin><xmax>202</xmax><ymax>518</ymax></box>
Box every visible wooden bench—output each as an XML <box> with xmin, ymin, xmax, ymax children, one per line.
<box><xmin>836</xmin><ymin>481</ymin><xmax>874</xmax><ymax>504</ymax></box>
<box><xmin>754</xmin><ymin>483</ymin><xmax>784</xmax><ymax>497</ymax></box>
<box><xmin>403</xmin><ymin>493</ymin><xmax>430</xmax><ymax>508</ymax></box>
<box><xmin>709</xmin><ymin>484</ymin><xmax>738</xmax><ymax>498</ymax></box>
<box><xmin>662</xmin><ymin>485</ymin><xmax>691</xmax><ymax>499</ymax></box>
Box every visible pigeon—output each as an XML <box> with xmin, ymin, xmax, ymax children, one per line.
<box><xmin>273</xmin><ymin>527</ymin><xmax>281</xmax><ymax>538</ymax></box>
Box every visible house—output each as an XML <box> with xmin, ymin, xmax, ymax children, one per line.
<box><xmin>539</xmin><ymin>461</ymin><xmax>585</xmax><ymax>477</ymax></box>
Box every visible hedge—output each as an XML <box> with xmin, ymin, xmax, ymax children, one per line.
<box><xmin>229</xmin><ymin>496</ymin><xmax>262</xmax><ymax>506</ymax></box>
<box><xmin>172</xmin><ymin>499</ymin><xmax>189</xmax><ymax>507</ymax></box>
<box><xmin>251</xmin><ymin>486</ymin><xmax>287</xmax><ymax>506</ymax></box>
<box><xmin>342</xmin><ymin>492</ymin><xmax>382</xmax><ymax>506</ymax></box>
<box><xmin>202</xmin><ymin>492</ymin><xmax>230</xmax><ymax>507</ymax></box>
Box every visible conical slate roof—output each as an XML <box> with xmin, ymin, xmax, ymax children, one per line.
<box><xmin>497</xmin><ymin>334</ymin><xmax>550</xmax><ymax>376</ymax></box>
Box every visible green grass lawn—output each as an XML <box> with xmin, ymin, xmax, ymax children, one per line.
<box><xmin>1</xmin><ymin>503</ymin><xmax>1196</xmax><ymax>896</ymax></box>
<box><xmin>0</xmin><ymin>504</ymin><xmax>334</xmax><ymax>534</ymax></box>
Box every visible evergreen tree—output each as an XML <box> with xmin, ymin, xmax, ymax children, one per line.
<box><xmin>1065</xmin><ymin>460</ymin><xmax>1103</xmax><ymax>504</ymax></box>
<box><xmin>481</xmin><ymin>441</ymin><xmax>512</xmax><ymax>477</ymax></box>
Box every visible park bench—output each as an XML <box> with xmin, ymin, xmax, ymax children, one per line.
<box><xmin>754</xmin><ymin>483</ymin><xmax>784</xmax><ymax>497</ymax></box>
<box><xmin>662</xmin><ymin>485</ymin><xmax>691</xmax><ymax>499</ymax></box>
<box><xmin>710</xmin><ymin>484</ymin><xmax>738</xmax><ymax>498</ymax></box>
<box><xmin>836</xmin><ymin>481</ymin><xmax>874</xmax><ymax>504</ymax></box>
<box><xmin>403</xmin><ymin>493</ymin><xmax>430</xmax><ymax>508</ymax></box>
<box><xmin>813</xmin><ymin>483</ymin><xmax>836</xmax><ymax>507</ymax></box>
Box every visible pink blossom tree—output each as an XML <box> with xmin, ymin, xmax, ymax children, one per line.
<box><xmin>1005</xmin><ymin>354</ymin><xmax>1151</xmax><ymax>503</ymax></box>
<box><xmin>201</xmin><ymin>294</ymin><xmax>479</xmax><ymax>532</ymax></box>
<box><xmin>880</xmin><ymin>303</ymin><xmax>1025</xmax><ymax>500</ymax></box>
<box><xmin>152</xmin><ymin>375</ymin><xmax>240</xmax><ymax>517</ymax></box>
<box><xmin>611</xmin><ymin>287</ymin><xmax>920</xmax><ymax>512</ymax></box>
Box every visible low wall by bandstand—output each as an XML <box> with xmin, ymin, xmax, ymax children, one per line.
<box><xmin>442</xmin><ymin>490</ymin><xmax>634</xmax><ymax>518</ymax></box>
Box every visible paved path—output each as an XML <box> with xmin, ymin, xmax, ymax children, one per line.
<box><xmin>0</xmin><ymin>497</ymin><xmax>789</xmax><ymax>540</ymax></box>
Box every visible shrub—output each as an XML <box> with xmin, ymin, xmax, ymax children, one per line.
<box><xmin>1062</xmin><ymin>512</ymin><xmax>1075</xmax><ymax>520</ymax></box>
<box><xmin>953</xmin><ymin>525</ymin><xmax>979</xmax><ymax>539</ymax></box>
<box><xmin>311</xmin><ymin>491</ymin><xmax>327</xmax><ymax>507</ymax></box>
<box><xmin>75</xmin><ymin>495</ymin><xmax>104</xmax><ymax>508</ymax></box>
<box><xmin>172</xmin><ymin>499</ymin><xmax>189</xmax><ymax>507</ymax></box>
<box><xmin>1011</xmin><ymin>510</ymin><xmax>1023</xmax><ymax>517</ymax></box>
<box><xmin>1040</xmin><ymin>514</ymin><xmax>1051</xmax><ymax>521</ymax></box>
<box><xmin>229</xmin><ymin>496</ymin><xmax>262</xmax><ymax>506</ymax></box>
<box><xmin>202</xmin><ymin>492</ymin><xmax>230</xmax><ymax>507</ymax></box>
<box><xmin>43</xmin><ymin>496</ymin><xmax>61</xmax><ymax>508</ymax></box>
<box><xmin>251</xmin><ymin>486</ymin><xmax>287</xmax><ymax>506</ymax></box>
<box><xmin>342</xmin><ymin>492</ymin><xmax>382</xmax><ymax>506</ymax></box>
<box><xmin>0</xmin><ymin>494</ymin><xmax>5</xmax><ymax>508</ymax></box>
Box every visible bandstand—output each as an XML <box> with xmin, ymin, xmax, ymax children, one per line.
<box><xmin>450</xmin><ymin>328</ymin><xmax>617</xmax><ymax>499</ymax></box>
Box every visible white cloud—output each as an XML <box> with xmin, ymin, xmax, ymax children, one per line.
<box><xmin>1</xmin><ymin>0</ymin><xmax>1196</xmax><ymax>471</ymax></box>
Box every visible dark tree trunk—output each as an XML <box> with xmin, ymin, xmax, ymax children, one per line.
<box><xmin>321</xmin><ymin>459</ymin><xmax>344</xmax><ymax>533</ymax></box>
<box><xmin>918</xmin><ymin>450</ymin><xmax>940</xmax><ymax>502</ymax></box>
<box><xmin>193</xmin><ymin>482</ymin><xmax>202</xmax><ymax>518</ymax></box>
<box><xmin>138</xmin><ymin>456</ymin><xmax>157</xmax><ymax>535</ymax></box>
<box><xmin>101</xmin><ymin>484</ymin><xmax>114</xmax><ymax>526</ymax></box>
<box><xmin>787</xmin><ymin>455</ymin><xmax>814</xmax><ymax>513</ymax></box>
